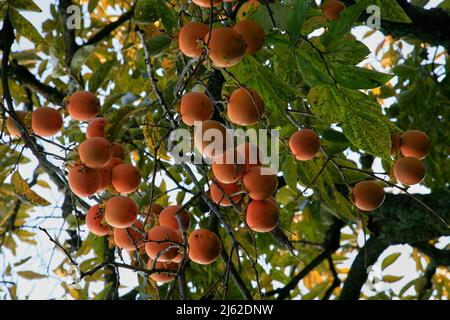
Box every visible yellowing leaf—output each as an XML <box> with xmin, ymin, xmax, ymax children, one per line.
<box><xmin>382</xmin><ymin>252</ymin><xmax>401</xmax><ymax>270</ymax></box>
<box><xmin>17</xmin><ymin>270</ymin><xmax>46</xmax><ymax>280</ymax></box>
<box><xmin>143</xmin><ymin>111</ymin><xmax>170</xmax><ymax>160</ymax></box>
<box><xmin>383</xmin><ymin>275</ymin><xmax>404</xmax><ymax>283</ymax></box>
<box><xmin>11</xmin><ymin>171</ymin><xmax>50</xmax><ymax>206</ymax></box>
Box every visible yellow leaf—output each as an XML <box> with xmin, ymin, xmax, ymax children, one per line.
<box><xmin>11</xmin><ymin>171</ymin><xmax>50</xmax><ymax>206</ymax></box>
<box><xmin>383</xmin><ymin>275</ymin><xmax>404</xmax><ymax>283</ymax></box>
<box><xmin>143</xmin><ymin>111</ymin><xmax>170</xmax><ymax>160</ymax></box>
<box><xmin>17</xmin><ymin>270</ymin><xmax>47</xmax><ymax>280</ymax></box>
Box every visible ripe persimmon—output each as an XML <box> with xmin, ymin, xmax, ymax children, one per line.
<box><xmin>86</xmin><ymin>204</ymin><xmax>110</xmax><ymax>236</ymax></box>
<box><xmin>400</xmin><ymin>130</ymin><xmax>430</xmax><ymax>160</ymax></box>
<box><xmin>352</xmin><ymin>181</ymin><xmax>385</xmax><ymax>211</ymax></box>
<box><xmin>390</xmin><ymin>133</ymin><xmax>400</xmax><ymax>155</ymax></box>
<box><xmin>227</xmin><ymin>88</ymin><xmax>265</xmax><ymax>126</ymax></box>
<box><xmin>180</xmin><ymin>92</ymin><xmax>214</xmax><ymax>126</ymax></box>
<box><xmin>209</xmin><ymin>180</ymin><xmax>242</xmax><ymax>207</ymax></box>
<box><xmin>393</xmin><ymin>157</ymin><xmax>426</xmax><ymax>185</ymax></box>
<box><xmin>6</xmin><ymin>111</ymin><xmax>28</xmax><ymax>138</ymax></box>
<box><xmin>111</xmin><ymin>164</ymin><xmax>141</xmax><ymax>194</ymax></box>
<box><xmin>104</xmin><ymin>196</ymin><xmax>138</xmax><ymax>228</ymax></box>
<box><xmin>145</xmin><ymin>226</ymin><xmax>181</xmax><ymax>262</ymax></box>
<box><xmin>97</xmin><ymin>167</ymin><xmax>111</xmax><ymax>192</ymax></box>
<box><xmin>211</xmin><ymin>150</ymin><xmax>246</xmax><ymax>184</ymax></box>
<box><xmin>178</xmin><ymin>22</ymin><xmax>209</xmax><ymax>58</ymax></box>
<box><xmin>242</xmin><ymin>166</ymin><xmax>278</xmax><ymax>200</ymax></box>
<box><xmin>67</xmin><ymin>91</ymin><xmax>100</xmax><ymax>121</ymax></box>
<box><xmin>113</xmin><ymin>220</ymin><xmax>145</xmax><ymax>250</ymax></box>
<box><xmin>147</xmin><ymin>259</ymin><xmax>178</xmax><ymax>283</ymax></box>
<box><xmin>159</xmin><ymin>205</ymin><xmax>191</xmax><ymax>232</ymax></box>
<box><xmin>68</xmin><ymin>165</ymin><xmax>101</xmax><ymax>197</ymax></box>
<box><xmin>194</xmin><ymin>120</ymin><xmax>231</xmax><ymax>159</ymax></box>
<box><xmin>86</xmin><ymin>117</ymin><xmax>107</xmax><ymax>138</ymax></box>
<box><xmin>79</xmin><ymin>137</ymin><xmax>113</xmax><ymax>169</ymax></box>
<box><xmin>31</xmin><ymin>107</ymin><xmax>63</xmax><ymax>137</ymax></box>
<box><xmin>188</xmin><ymin>229</ymin><xmax>222</xmax><ymax>265</ymax></box>
<box><xmin>112</xmin><ymin>143</ymin><xmax>125</xmax><ymax>160</ymax></box>
<box><xmin>233</xmin><ymin>20</ymin><xmax>265</xmax><ymax>54</ymax></box>
<box><xmin>289</xmin><ymin>129</ymin><xmax>320</xmax><ymax>161</ymax></box>
<box><xmin>246</xmin><ymin>198</ymin><xmax>279</xmax><ymax>232</ymax></box>
<box><xmin>105</xmin><ymin>157</ymin><xmax>124</xmax><ymax>170</ymax></box>
<box><xmin>322</xmin><ymin>0</ymin><xmax>346</xmax><ymax>20</ymax></box>
<box><xmin>205</xmin><ymin>27</ymin><xmax>247</xmax><ymax>68</ymax></box>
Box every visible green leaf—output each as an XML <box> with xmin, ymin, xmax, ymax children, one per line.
<box><xmin>89</xmin><ymin>60</ymin><xmax>114</xmax><ymax>93</ymax></box>
<box><xmin>331</xmin><ymin>63</ymin><xmax>393</xmax><ymax>89</ymax></box>
<box><xmin>356</xmin><ymin>0</ymin><xmax>412</xmax><ymax>23</ymax></box>
<box><xmin>12</xmin><ymin>0</ymin><xmax>42</xmax><ymax>12</ymax></box>
<box><xmin>287</xmin><ymin>0</ymin><xmax>312</xmax><ymax>43</ymax></box>
<box><xmin>156</xmin><ymin>0</ymin><xmax>176</xmax><ymax>33</ymax></box>
<box><xmin>9</xmin><ymin>8</ymin><xmax>46</xmax><ymax>47</ymax></box>
<box><xmin>17</xmin><ymin>270</ymin><xmax>46</xmax><ymax>280</ymax></box>
<box><xmin>228</xmin><ymin>56</ymin><xmax>296</xmax><ymax>120</ymax></box>
<box><xmin>134</xmin><ymin>0</ymin><xmax>159</xmax><ymax>24</ymax></box>
<box><xmin>70</xmin><ymin>45</ymin><xmax>96</xmax><ymax>76</ymax></box>
<box><xmin>94</xmin><ymin>283</ymin><xmax>112</xmax><ymax>300</ymax></box>
<box><xmin>383</xmin><ymin>275</ymin><xmax>404</xmax><ymax>283</ymax></box>
<box><xmin>382</xmin><ymin>252</ymin><xmax>401</xmax><ymax>270</ymax></box>
<box><xmin>321</xmin><ymin>2</ymin><xmax>366</xmax><ymax>46</ymax></box>
<box><xmin>341</xmin><ymin>89</ymin><xmax>391</xmax><ymax>157</ymax></box>
<box><xmin>11</xmin><ymin>171</ymin><xmax>50</xmax><ymax>206</ymax></box>
<box><xmin>308</xmin><ymin>84</ymin><xmax>345</xmax><ymax>123</ymax></box>
<box><xmin>104</xmin><ymin>106</ymin><xmax>139</xmax><ymax>142</ymax></box>
<box><xmin>326</xmin><ymin>36</ymin><xmax>370</xmax><ymax>65</ymax></box>
<box><xmin>282</xmin><ymin>156</ymin><xmax>298</xmax><ymax>190</ymax></box>
<box><xmin>146</xmin><ymin>34</ymin><xmax>173</xmax><ymax>56</ymax></box>
<box><xmin>250</xmin><ymin>3</ymin><xmax>291</xmax><ymax>33</ymax></box>
<box><xmin>296</xmin><ymin>40</ymin><xmax>333</xmax><ymax>87</ymax></box>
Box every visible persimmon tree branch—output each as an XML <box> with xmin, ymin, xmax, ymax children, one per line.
<box><xmin>342</xmin><ymin>0</ymin><xmax>450</xmax><ymax>49</ymax></box>
<box><xmin>83</xmin><ymin>7</ymin><xmax>135</xmax><ymax>47</ymax></box>
<box><xmin>265</xmin><ymin>220</ymin><xmax>344</xmax><ymax>300</ymax></box>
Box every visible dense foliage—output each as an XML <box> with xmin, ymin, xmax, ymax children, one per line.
<box><xmin>0</xmin><ymin>0</ymin><xmax>449</xmax><ymax>300</ymax></box>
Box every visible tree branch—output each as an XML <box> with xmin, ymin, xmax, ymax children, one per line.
<box><xmin>83</xmin><ymin>7</ymin><xmax>135</xmax><ymax>47</ymax></box>
<box><xmin>343</xmin><ymin>0</ymin><xmax>450</xmax><ymax>49</ymax></box>
<box><xmin>339</xmin><ymin>237</ymin><xmax>390</xmax><ymax>300</ymax></box>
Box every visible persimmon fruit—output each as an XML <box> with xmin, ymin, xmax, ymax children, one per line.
<box><xmin>212</xmin><ymin>150</ymin><xmax>246</xmax><ymax>184</ymax></box>
<box><xmin>68</xmin><ymin>165</ymin><xmax>101</xmax><ymax>197</ymax></box>
<box><xmin>79</xmin><ymin>137</ymin><xmax>113</xmax><ymax>169</ymax></box>
<box><xmin>159</xmin><ymin>205</ymin><xmax>191</xmax><ymax>232</ymax></box>
<box><xmin>322</xmin><ymin>0</ymin><xmax>346</xmax><ymax>20</ymax></box>
<box><xmin>352</xmin><ymin>181</ymin><xmax>385</xmax><ymax>211</ymax></box>
<box><xmin>86</xmin><ymin>117</ymin><xmax>107</xmax><ymax>138</ymax></box>
<box><xmin>227</xmin><ymin>87</ymin><xmax>265</xmax><ymax>126</ymax></box>
<box><xmin>147</xmin><ymin>260</ymin><xmax>178</xmax><ymax>283</ymax></box>
<box><xmin>209</xmin><ymin>180</ymin><xmax>242</xmax><ymax>207</ymax></box>
<box><xmin>399</xmin><ymin>130</ymin><xmax>430</xmax><ymax>160</ymax></box>
<box><xmin>178</xmin><ymin>22</ymin><xmax>209</xmax><ymax>58</ymax></box>
<box><xmin>6</xmin><ymin>111</ymin><xmax>28</xmax><ymax>137</ymax></box>
<box><xmin>67</xmin><ymin>91</ymin><xmax>100</xmax><ymax>121</ymax></box>
<box><xmin>390</xmin><ymin>133</ymin><xmax>400</xmax><ymax>155</ymax></box>
<box><xmin>188</xmin><ymin>229</ymin><xmax>222</xmax><ymax>265</ymax></box>
<box><xmin>112</xmin><ymin>143</ymin><xmax>125</xmax><ymax>160</ymax></box>
<box><xmin>242</xmin><ymin>166</ymin><xmax>278</xmax><ymax>200</ymax></box>
<box><xmin>111</xmin><ymin>164</ymin><xmax>141</xmax><ymax>194</ymax></box>
<box><xmin>86</xmin><ymin>204</ymin><xmax>110</xmax><ymax>236</ymax></box>
<box><xmin>113</xmin><ymin>220</ymin><xmax>145</xmax><ymax>250</ymax></box>
<box><xmin>194</xmin><ymin>120</ymin><xmax>231</xmax><ymax>159</ymax></box>
<box><xmin>233</xmin><ymin>20</ymin><xmax>265</xmax><ymax>54</ymax></box>
<box><xmin>246</xmin><ymin>198</ymin><xmax>279</xmax><ymax>232</ymax></box>
<box><xmin>289</xmin><ymin>129</ymin><xmax>320</xmax><ymax>161</ymax></box>
<box><xmin>104</xmin><ymin>195</ymin><xmax>138</xmax><ymax>228</ymax></box>
<box><xmin>97</xmin><ymin>167</ymin><xmax>111</xmax><ymax>192</ymax></box>
<box><xmin>180</xmin><ymin>92</ymin><xmax>214</xmax><ymax>126</ymax></box>
<box><xmin>393</xmin><ymin>157</ymin><xmax>426</xmax><ymax>185</ymax></box>
<box><xmin>31</xmin><ymin>107</ymin><xmax>62</xmax><ymax>137</ymax></box>
<box><xmin>205</xmin><ymin>27</ymin><xmax>247</xmax><ymax>68</ymax></box>
<box><xmin>145</xmin><ymin>226</ymin><xmax>181</xmax><ymax>262</ymax></box>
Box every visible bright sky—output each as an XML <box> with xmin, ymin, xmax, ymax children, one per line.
<box><xmin>1</xmin><ymin>0</ymin><xmax>448</xmax><ymax>300</ymax></box>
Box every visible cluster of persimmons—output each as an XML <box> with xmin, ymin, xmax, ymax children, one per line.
<box><xmin>3</xmin><ymin>0</ymin><xmax>431</xmax><ymax>284</ymax></box>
